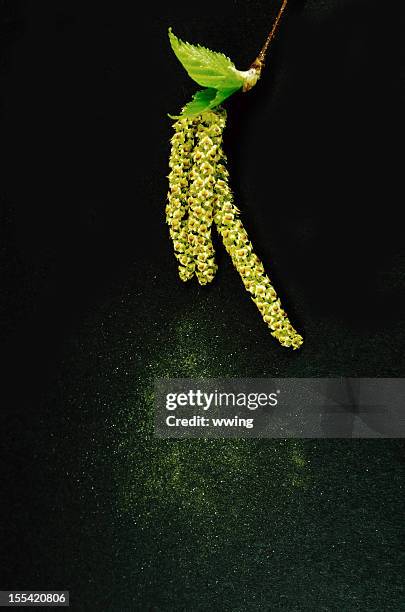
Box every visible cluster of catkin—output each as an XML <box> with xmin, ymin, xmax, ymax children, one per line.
<box><xmin>166</xmin><ymin>107</ymin><xmax>303</xmax><ymax>349</ymax></box>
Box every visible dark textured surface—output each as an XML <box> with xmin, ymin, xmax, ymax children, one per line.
<box><xmin>1</xmin><ymin>1</ymin><xmax>404</xmax><ymax>610</ymax></box>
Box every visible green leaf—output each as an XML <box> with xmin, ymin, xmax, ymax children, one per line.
<box><xmin>169</xmin><ymin>28</ymin><xmax>244</xmax><ymax>90</ymax></box>
<box><xmin>207</xmin><ymin>87</ymin><xmax>240</xmax><ymax>110</ymax></box>
<box><xmin>176</xmin><ymin>89</ymin><xmax>217</xmax><ymax>118</ymax></box>
<box><xmin>169</xmin><ymin>87</ymin><xmax>240</xmax><ymax>119</ymax></box>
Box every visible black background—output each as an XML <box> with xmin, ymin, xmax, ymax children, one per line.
<box><xmin>1</xmin><ymin>0</ymin><xmax>403</xmax><ymax>371</ymax></box>
<box><xmin>1</xmin><ymin>1</ymin><xmax>403</xmax><ymax>610</ymax></box>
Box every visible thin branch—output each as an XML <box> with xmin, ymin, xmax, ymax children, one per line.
<box><xmin>243</xmin><ymin>0</ymin><xmax>288</xmax><ymax>91</ymax></box>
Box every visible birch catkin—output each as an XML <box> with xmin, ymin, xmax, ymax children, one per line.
<box><xmin>186</xmin><ymin>115</ymin><xmax>219</xmax><ymax>285</ymax></box>
<box><xmin>166</xmin><ymin>107</ymin><xmax>303</xmax><ymax>349</ymax></box>
<box><xmin>212</xmin><ymin>117</ymin><xmax>303</xmax><ymax>349</ymax></box>
<box><xmin>166</xmin><ymin>116</ymin><xmax>197</xmax><ymax>282</ymax></box>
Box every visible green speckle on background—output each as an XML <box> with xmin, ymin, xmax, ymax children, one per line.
<box><xmin>52</xmin><ymin>265</ymin><xmax>404</xmax><ymax>610</ymax></box>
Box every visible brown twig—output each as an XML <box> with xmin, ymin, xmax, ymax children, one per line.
<box><xmin>243</xmin><ymin>0</ymin><xmax>288</xmax><ymax>91</ymax></box>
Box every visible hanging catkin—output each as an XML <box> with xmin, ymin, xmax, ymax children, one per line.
<box><xmin>166</xmin><ymin>108</ymin><xmax>303</xmax><ymax>349</ymax></box>
<box><xmin>186</xmin><ymin>114</ymin><xmax>219</xmax><ymax>285</ymax></box>
<box><xmin>166</xmin><ymin>116</ymin><xmax>197</xmax><ymax>282</ymax></box>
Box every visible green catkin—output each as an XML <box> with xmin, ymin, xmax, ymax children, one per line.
<box><xmin>211</xmin><ymin>109</ymin><xmax>304</xmax><ymax>350</ymax></box>
<box><xmin>186</xmin><ymin>114</ymin><xmax>221</xmax><ymax>285</ymax></box>
<box><xmin>166</xmin><ymin>116</ymin><xmax>197</xmax><ymax>282</ymax></box>
<box><xmin>167</xmin><ymin>108</ymin><xmax>303</xmax><ymax>349</ymax></box>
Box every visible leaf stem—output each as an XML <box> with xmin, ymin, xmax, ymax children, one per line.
<box><xmin>243</xmin><ymin>0</ymin><xmax>288</xmax><ymax>92</ymax></box>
